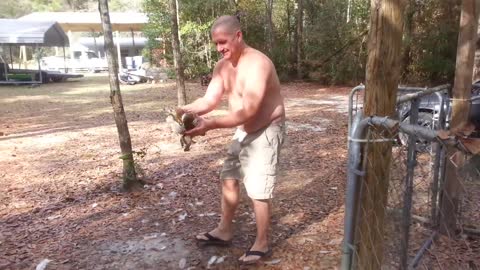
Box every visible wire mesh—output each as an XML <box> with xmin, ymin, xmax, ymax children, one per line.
<box><xmin>344</xmin><ymin>85</ymin><xmax>480</xmax><ymax>270</ymax></box>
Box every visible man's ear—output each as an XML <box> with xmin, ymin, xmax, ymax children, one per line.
<box><xmin>236</xmin><ymin>30</ymin><xmax>243</xmax><ymax>42</ymax></box>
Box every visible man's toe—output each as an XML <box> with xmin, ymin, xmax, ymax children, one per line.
<box><xmin>195</xmin><ymin>232</ymin><xmax>208</xmax><ymax>240</ymax></box>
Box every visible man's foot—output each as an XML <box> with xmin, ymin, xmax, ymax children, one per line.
<box><xmin>195</xmin><ymin>228</ymin><xmax>233</xmax><ymax>246</ymax></box>
<box><xmin>238</xmin><ymin>245</ymin><xmax>271</xmax><ymax>264</ymax></box>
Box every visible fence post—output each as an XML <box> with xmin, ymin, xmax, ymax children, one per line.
<box><xmin>342</xmin><ymin>112</ymin><xmax>366</xmax><ymax>270</ymax></box>
<box><xmin>430</xmin><ymin>93</ymin><xmax>449</xmax><ymax>226</ymax></box>
<box><xmin>400</xmin><ymin>98</ymin><xmax>419</xmax><ymax>270</ymax></box>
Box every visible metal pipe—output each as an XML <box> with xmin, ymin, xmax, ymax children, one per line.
<box><xmin>63</xmin><ymin>46</ymin><xmax>67</xmax><ymax>73</ymax></box>
<box><xmin>342</xmin><ymin>111</ymin><xmax>366</xmax><ymax>270</ymax></box>
<box><xmin>400</xmin><ymin>99</ymin><xmax>419</xmax><ymax>270</ymax></box>
<box><xmin>398</xmin><ymin>86</ymin><xmax>428</xmax><ymax>92</ymax></box>
<box><xmin>397</xmin><ymin>84</ymin><xmax>451</xmax><ymax>104</ymax></box>
<box><xmin>9</xmin><ymin>45</ymin><xmax>13</xmax><ymax>69</ymax></box>
<box><xmin>115</xmin><ymin>31</ymin><xmax>122</xmax><ymax>71</ymax></box>
<box><xmin>409</xmin><ymin>231</ymin><xmax>437</xmax><ymax>269</ymax></box>
<box><xmin>341</xmin><ymin>111</ymin><xmax>457</xmax><ymax>269</ymax></box>
<box><xmin>430</xmin><ymin>95</ymin><xmax>447</xmax><ymax>226</ymax></box>
<box><xmin>348</xmin><ymin>84</ymin><xmax>450</xmax><ymax>140</ymax></box>
<box><xmin>348</xmin><ymin>84</ymin><xmax>365</xmax><ymax>140</ymax></box>
<box><xmin>369</xmin><ymin>116</ymin><xmax>438</xmax><ymax>141</ymax></box>
<box><xmin>36</xmin><ymin>44</ymin><xmax>43</xmax><ymax>83</ymax></box>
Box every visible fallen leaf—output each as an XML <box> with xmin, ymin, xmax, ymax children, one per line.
<box><xmin>264</xmin><ymin>259</ymin><xmax>281</xmax><ymax>265</ymax></box>
<box><xmin>179</xmin><ymin>258</ymin><xmax>187</xmax><ymax>269</ymax></box>
<box><xmin>35</xmin><ymin>259</ymin><xmax>51</xmax><ymax>270</ymax></box>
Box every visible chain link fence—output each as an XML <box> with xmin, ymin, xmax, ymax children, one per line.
<box><xmin>342</xmin><ymin>85</ymin><xmax>480</xmax><ymax>269</ymax></box>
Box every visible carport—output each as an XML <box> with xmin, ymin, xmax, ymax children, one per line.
<box><xmin>19</xmin><ymin>12</ymin><xmax>148</xmax><ymax>70</ymax></box>
<box><xmin>0</xmin><ymin>19</ymin><xmax>70</xmax><ymax>84</ymax></box>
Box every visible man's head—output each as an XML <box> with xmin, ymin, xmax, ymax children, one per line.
<box><xmin>211</xmin><ymin>15</ymin><xmax>245</xmax><ymax>61</ymax></box>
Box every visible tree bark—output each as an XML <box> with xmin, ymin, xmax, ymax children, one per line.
<box><xmin>294</xmin><ymin>0</ymin><xmax>303</xmax><ymax>79</ymax></box>
<box><xmin>265</xmin><ymin>0</ymin><xmax>274</xmax><ymax>55</ymax></box>
<box><xmin>356</xmin><ymin>0</ymin><xmax>406</xmax><ymax>269</ymax></box>
<box><xmin>169</xmin><ymin>0</ymin><xmax>187</xmax><ymax>106</ymax></box>
<box><xmin>439</xmin><ymin>0</ymin><xmax>479</xmax><ymax>236</ymax></box>
<box><xmin>347</xmin><ymin>0</ymin><xmax>353</xmax><ymax>23</ymax></box>
<box><xmin>287</xmin><ymin>0</ymin><xmax>292</xmax><ymax>64</ymax></box>
<box><xmin>473</xmin><ymin>8</ymin><xmax>480</xmax><ymax>81</ymax></box>
<box><xmin>98</xmin><ymin>0</ymin><xmax>139</xmax><ymax>190</ymax></box>
<box><xmin>175</xmin><ymin>0</ymin><xmax>182</xmax><ymax>49</ymax></box>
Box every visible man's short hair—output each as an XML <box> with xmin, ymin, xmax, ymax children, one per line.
<box><xmin>211</xmin><ymin>15</ymin><xmax>241</xmax><ymax>34</ymax></box>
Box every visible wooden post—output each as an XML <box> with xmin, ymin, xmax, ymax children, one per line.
<box><xmin>355</xmin><ymin>0</ymin><xmax>406</xmax><ymax>269</ymax></box>
<box><xmin>98</xmin><ymin>0</ymin><xmax>140</xmax><ymax>190</ymax></box>
<box><xmin>21</xmin><ymin>46</ymin><xmax>27</xmax><ymax>69</ymax></box>
<box><xmin>68</xmin><ymin>30</ymin><xmax>74</xmax><ymax>73</ymax></box>
<box><xmin>439</xmin><ymin>0</ymin><xmax>479</xmax><ymax>236</ymax></box>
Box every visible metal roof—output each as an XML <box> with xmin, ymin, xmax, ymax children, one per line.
<box><xmin>0</xmin><ymin>19</ymin><xmax>69</xmax><ymax>46</ymax></box>
<box><xmin>19</xmin><ymin>12</ymin><xmax>148</xmax><ymax>32</ymax></box>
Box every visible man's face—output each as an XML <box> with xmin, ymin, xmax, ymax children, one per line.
<box><xmin>212</xmin><ymin>27</ymin><xmax>241</xmax><ymax>60</ymax></box>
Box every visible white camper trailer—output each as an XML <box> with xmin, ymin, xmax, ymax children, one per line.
<box><xmin>41</xmin><ymin>44</ymin><xmax>108</xmax><ymax>73</ymax></box>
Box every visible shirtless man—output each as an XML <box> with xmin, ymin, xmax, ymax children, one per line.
<box><xmin>178</xmin><ymin>15</ymin><xmax>285</xmax><ymax>264</ymax></box>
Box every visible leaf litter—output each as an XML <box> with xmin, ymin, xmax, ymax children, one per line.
<box><xmin>0</xmin><ymin>77</ymin><xmax>477</xmax><ymax>269</ymax></box>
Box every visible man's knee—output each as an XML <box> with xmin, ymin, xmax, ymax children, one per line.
<box><xmin>252</xmin><ymin>198</ymin><xmax>270</xmax><ymax>203</ymax></box>
<box><xmin>222</xmin><ymin>179</ymin><xmax>240</xmax><ymax>192</ymax></box>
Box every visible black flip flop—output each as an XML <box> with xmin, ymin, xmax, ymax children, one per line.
<box><xmin>239</xmin><ymin>248</ymin><xmax>272</xmax><ymax>265</ymax></box>
<box><xmin>195</xmin><ymin>232</ymin><xmax>232</xmax><ymax>246</ymax></box>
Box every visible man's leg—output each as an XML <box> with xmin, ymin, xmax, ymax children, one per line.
<box><xmin>196</xmin><ymin>179</ymin><xmax>239</xmax><ymax>241</ymax></box>
<box><xmin>239</xmin><ymin>198</ymin><xmax>271</xmax><ymax>262</ymax></box>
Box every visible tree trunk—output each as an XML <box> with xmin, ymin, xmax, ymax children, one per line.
<box><xmin>294</xmin><ymin>0</ymin><xmax>303</xmax><ymax>79</ymax></box>
<box><xmin>439</xmin><ymin>0</ymin><xmax>479</xmax><ymax>236</ymax></box>
<box><xmin>474</xmin><ymin>11</ymin><xmax>480</xmax><ymax>81</ymax></box>
<box><xmin>206</xmin><ymin>33</ymin><xmax>212</xmax><ymax>69</ymax></box>
<box><xmin>356</xmin><ymin>0</ymin><xmax>406</xmax><ymax>269</ymax></box>
<box><xmin>265</xmin><ymin>0</ymin><xmax>274</xmax><ymax>55</ymax></box>
<box><xmin>401</xmin><ymin>0</ymin><xmax>416</xmax><ymax>82</ymax></box>
<box><xmin>98</xmin><ymin>0</ymin><xmax>140</xmax><ymax>190</ymax></box>
<box><xmin>169</xmin><ymin>0</ymin><xmax>187</xmax><ymax>106</ymax></box>
<box><xmin>346</xmin><ymin>0</ymin><xmax>352</xmax><ymax>23</ymax></box>
<box><xmin>175</xmin><ymin>0</ymin><xmax>182</xmax><ymax>49</ymax></box>
<box><xmin>287</xmin><ymin>0</ymin><xmax>292</xmax><ymax>70</ymax></box>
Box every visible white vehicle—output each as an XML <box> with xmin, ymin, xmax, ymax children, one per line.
<box><xmin>41</xmin><ymin>50</ymin><xmax>108</xmax><ymax>73</ymax></box>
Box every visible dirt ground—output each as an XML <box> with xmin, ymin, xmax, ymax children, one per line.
<box><xmin>0</xmin><ymin>75</ymin><xmax>350</xmax><ymax>270</ymax></box>
<box><xmin>2</xmin><ymin>74</ymin><xmax>479</xmax><ymax>270</ymax></box>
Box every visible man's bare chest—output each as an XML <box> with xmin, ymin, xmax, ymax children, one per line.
<box><xmin>223</xmin><ymin>73</ymin><xmax>245</xmax><ymax>97</ymax></box>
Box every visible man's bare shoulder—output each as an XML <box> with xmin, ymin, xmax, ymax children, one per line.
<box><xmin>242</xmin><ymin>48</ymin><xmax>273</xmax><ymax>68</ymax></box>
<box><xmin>245</xmin><ymin>47</ymin><xmax>272</xmax><ymax>64</ymax></box>
<box><xmin>214</xmin><ymin>58</ymin><xmax>229</xmax><ymax>71</ymax></box>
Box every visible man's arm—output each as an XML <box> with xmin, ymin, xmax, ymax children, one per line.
<box><xmin>208</xmin><ymin>60</ymin><xmax>270</xmax><ymax>129</ymax></box>
<box><xmin>180</xmin><ymin>63</ymin><xmax>224</xmax><ymax>116</ymax></box>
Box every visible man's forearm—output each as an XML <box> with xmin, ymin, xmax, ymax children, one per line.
<box><xmin>209</xmin><ymin>109</ymin><xmax>253</xmax><ymax>129</ymax></box>
<box><xmin>182</xmin><ymin>98</ymin><xmax>214</xmax><ymax>116</ymax></box>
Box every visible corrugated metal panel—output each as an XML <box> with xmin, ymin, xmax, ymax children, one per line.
<box><xmin>19</xmin><ymin>12</ymin><xmax>147</xmax><ymax>24</ymax></box>
<box><xmin>0</xmin><ymin>19</ymin><xmax>68</xmax><ymax>46</ymax></box>
<box><xmin>18</xmin><ymin>12</ymin><xmax>147</xmax><ymax>32</ymax></box>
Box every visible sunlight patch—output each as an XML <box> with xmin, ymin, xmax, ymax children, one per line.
<box><xmin>286</xmin><ymin>121</ymin><xmax>326</xmax><ymax>132</ymax></box>
<box><xmin>1</xmin><ymin>96</ymin><xmax>50</xmax><ymax>103</ymax></box>
<box><xmin>286</xmin><ymin>96</ymin><xmax>349</xmax><ymax>113</ymax></box>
